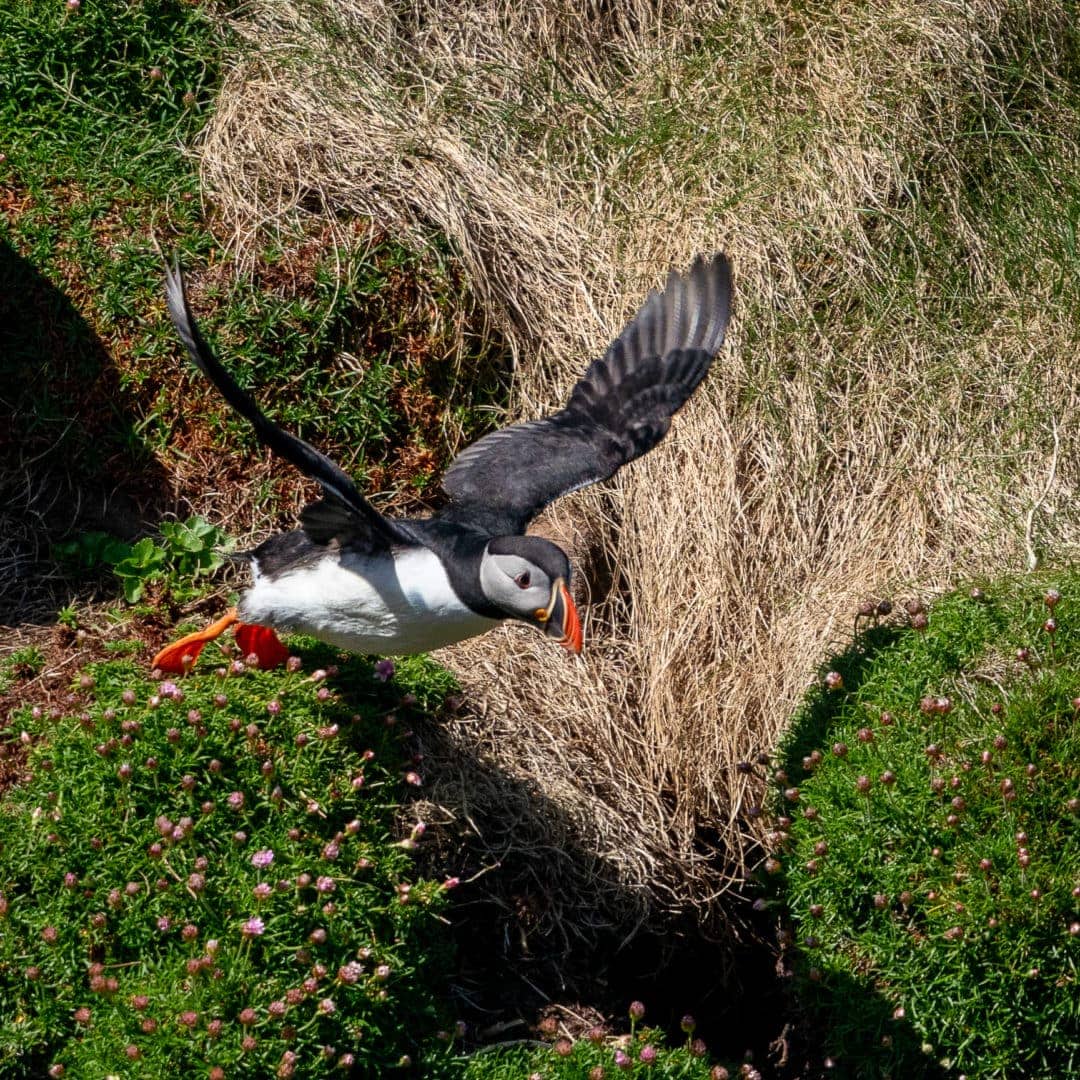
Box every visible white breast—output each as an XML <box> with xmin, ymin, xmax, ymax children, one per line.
<box><xmin>239</xmin><ymin>548</ymin><xmax>499</xmax><ymax>655</ymax></box>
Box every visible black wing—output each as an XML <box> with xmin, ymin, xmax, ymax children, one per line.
<box><xmin>163</xmin><ymin>258</ymin><xmax>409</xmax><ymax>551</ymax></box>
<box><xmin>439</xmin><ymin>252</ymin><xmax>732</xmax><ymax>536</ymax></box>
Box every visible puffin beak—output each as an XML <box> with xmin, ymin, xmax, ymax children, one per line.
<box><xmin>542</xmin><ymin>577</ymin><xmax>583</xmax><ymax>654</ymax></box>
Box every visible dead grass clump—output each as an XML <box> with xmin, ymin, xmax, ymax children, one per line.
<box><xmin>196</xmin><ymin>0</ymin><xmax>1080</xmax><ymax>939</ymax></box>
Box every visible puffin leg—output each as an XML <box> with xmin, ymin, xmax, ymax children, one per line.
<box><xmin>233</xmin><ymin>623</ymin><xmax>291</xmax><ymax>670</ymax></box>
<box><xmin>152</xmin><ymin>608</ymin><xmax>239</xmax><ymax>674</ymax></box>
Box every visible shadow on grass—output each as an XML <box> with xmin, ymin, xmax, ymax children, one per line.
<box><xmin>784</xmin><ymin>964</ymin><xmax>949</xmax><ymax>1080</ymax></box>
<box><xmin>0</xmin><ymin>240</ymin><xmax>173</xmax><ymax>626</ymax></box>
<box><xmin>292</xmin><ymin>639</ymin><xmax>917</xmax><ymax>1076</ymax></box>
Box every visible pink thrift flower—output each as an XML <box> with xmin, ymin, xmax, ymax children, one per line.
<box><xmin>338</xmin><ymin>962</ymin><xmax>363</xmax><ymax>985</ymax></box>
<box><xmin>374</xmin><ymin>659</ymin><xmax>395</xmax><ymax>682</ymax></box>
<box><xmin>316</xmin><ymin>876</ymin><xmax>335</xmax><ymax>893</ymax></box>
<box><xmin>241</xmin><ymin>916</ymin><xmax>265</xmax><ymax>938</ymax></box>
<box><xmin>251</xmin><ymin>849</ymin><xmax>275</xmax><ymax>869</ymax></box>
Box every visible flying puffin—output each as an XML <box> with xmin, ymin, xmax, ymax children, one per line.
<box><xmin>151</xmin><ymin>252</ymin><xmax>732</xmax><ymax>674</ymax></box>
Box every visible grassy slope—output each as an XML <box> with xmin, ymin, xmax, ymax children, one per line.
<box><xmin>0</xmin><ymin>5</ymin><xmax>729</xmax><ymax>1077</ymax></box>
<box><xmin>775</xmin><ymin>576</ymin><xmax>1080</xmax><ymax>1078</ymax></box>
<box><xmin>190</xmin><ymin>0</ymin><xmax>1080</xmax><ymax>940</ymax></box>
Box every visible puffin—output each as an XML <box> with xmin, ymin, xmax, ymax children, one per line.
<box><xmin>151</xmin><ymin>252</ymin><xmax>732</xmax><ymax>674</ymax></box>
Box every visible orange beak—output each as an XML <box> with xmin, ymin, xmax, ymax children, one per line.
<box><xmin>542</xmin><ymin>578</ymin><xmax>583</xmax><ymax>654</ymax></box>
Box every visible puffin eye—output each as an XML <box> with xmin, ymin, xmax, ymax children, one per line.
<box><xmin>514</xmin><ymin>571</ymin><xmax>531</xmax><ymax>589</ymax></box>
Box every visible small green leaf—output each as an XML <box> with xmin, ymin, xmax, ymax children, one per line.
<box><xmin>121</xmin><ymin>576</ymin><xmax>144</xmax><ymax>604</ymax></box>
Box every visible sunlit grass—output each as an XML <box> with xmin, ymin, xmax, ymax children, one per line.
<box><xmin>0</xmin><ymin>642</ymin><xmax>464</xmax><ymax>1076</ymax></box>
<box><xmin>771</xmin><ymin>574</ymin><xmax>1080</xmax><ymax>1078</ymax></box>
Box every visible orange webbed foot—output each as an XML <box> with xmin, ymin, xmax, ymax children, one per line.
<box><xmin>234</xmin><ymin>623</ymin><xmax>290</xmax><ymax>670</ymax></box>
<box><xmin>152</xmin><ymin>608</ymin><xmax>239</xmax><ymax>674</ymax></box>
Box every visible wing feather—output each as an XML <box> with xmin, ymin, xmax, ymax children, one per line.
<box><xmin>164</xmin><ymin>259</ymin><xmax>408</xmax><ymax>552</ymax></box>
<box><xmin>439</xmin><ymin>252</ymin><xmax>732</xmax><ymax>535</ymax></box>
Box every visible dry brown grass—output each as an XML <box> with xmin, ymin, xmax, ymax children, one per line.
<box><xmin>196</xmin><ymin>0</ymin><xmax>1080</xmax><ymax>940</ymax></box>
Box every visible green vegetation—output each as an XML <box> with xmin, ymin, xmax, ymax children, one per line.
<box><xmin>771</xmin><ymin>577</ymin><xmax>1080</xmax><ymax>1078</ymax></box>
<box><xmin>0</xmin><ymin>641</ymin><xmax>732</xmax><ymax>1078</ymax></box>
<box><xmin>0</xmin><ymin>0</ymin><xmax>505</xmax><ymax>625</ymax></box>
<box><xmin>54</xmin><ymin>517</ymin><xmax>232</xmax><ymax>604</ymax></box>
<box><xmin>0</xmin><ymin>643</ymin><xmax>462</xmax><ymax>1076</ymax></box>
<box><xmin>448</xmin><ymin>1006</ymin><xmax>729</xmax><ymax>1079</ymax></box>
<box><xmin>0</xmin><ymin>0</ymin><xmax>218</xmax><ymax>490</ymax></box>
<box><xmin>0</xmin><ymin>648</ymin><xmax>44</xmax><ymax>696</ymax></box>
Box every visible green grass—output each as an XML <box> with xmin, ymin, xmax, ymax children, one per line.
<box><xmin>444</xmin><ymin>1014</ymin><xmax>729</xmax><ymax>1080</ymax></box>
<box><xmin>770</xmin><ymin>575</ymin><xmax>1080</xmax><ymax>1078</ymax></box>
<box><xmin>0</xmin><ymin>648</ymin><xmax>44</xmax><ymax>696</ymax></box>
<box><xmin>0</xmin><ymin>640</ymin><xmax>734</xmax><ymax>1078</ymax></box>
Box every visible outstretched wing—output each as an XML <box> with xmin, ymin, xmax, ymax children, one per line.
<box><xmin>439</xmin><ymin>252</ymin><xmax>732</xmax><ymax>536</ymax></box>
<box><xmin>164</xmin><ymin>259</ymin><xmax>409</xmax><ymax>551</ymax></box>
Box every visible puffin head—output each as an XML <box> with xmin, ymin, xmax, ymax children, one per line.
<box><xmin>479</xmin><ymin>535</ymin><xmax>583</xmax><ymax>653</ymax></box>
